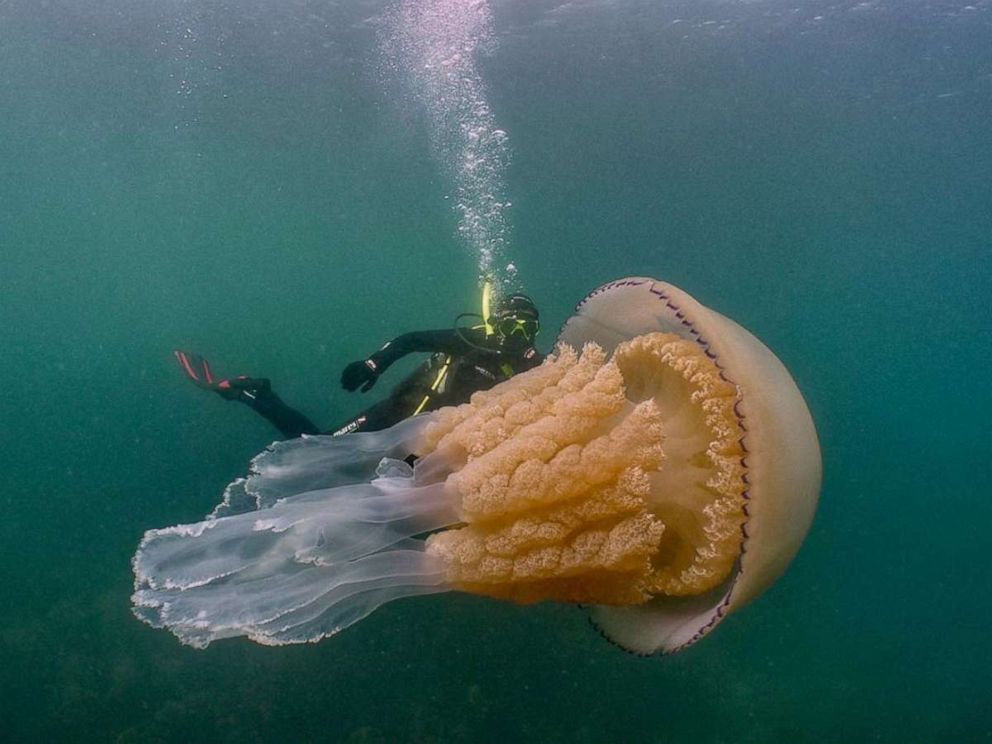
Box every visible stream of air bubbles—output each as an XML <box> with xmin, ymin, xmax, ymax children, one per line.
<box><xmin>386</xmin><ymin>0</ymin><xmax>518</xmax><ymax>295</ymax></box>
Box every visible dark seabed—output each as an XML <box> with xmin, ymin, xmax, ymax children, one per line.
<box><xmin>1</xmin><ymin>0</ymin><xmax>990</xmax><ymax>741</ymax></box>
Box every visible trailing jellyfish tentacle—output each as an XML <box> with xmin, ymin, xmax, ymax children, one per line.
<box><xmin>135</xmin><ymin>546</ymin><xmax>449</xmax><ymax>648</ymax></box>
<box><xmin>214</xmin><ymin>416</ymin><xmax>431</xmax><ymax>516</ymax></box>
<box><xmin>133</xmin><ymin>478</ymin><xmax>458</xmax><ymax>593</ymax></box>
<box><xmin>132</xmin><ymin>418</ymin><xmax>462</xmax><ymax>648</ymax></box>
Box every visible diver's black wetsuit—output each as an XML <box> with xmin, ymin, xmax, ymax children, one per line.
<box><xmin>247</xmin><ymin>327</ymin><xmax>543</xmax><ymax>439</ymax></box>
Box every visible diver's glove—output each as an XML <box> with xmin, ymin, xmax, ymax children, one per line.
<box><xmin>341</xmin><ymin>359</ymin><xmax>380</xmax><ymax>392</ymax></box>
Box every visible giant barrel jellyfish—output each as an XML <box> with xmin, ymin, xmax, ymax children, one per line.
<box><xmin>132</xmin><ymin>277</ymin><xmax>821</xmax><ymax>654</ymax></box>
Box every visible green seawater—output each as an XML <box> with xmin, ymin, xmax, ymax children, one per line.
<box><xmin>1</xmin><ymin>1</ymin><xmax>990</xmax><ymax>741</ymax></box>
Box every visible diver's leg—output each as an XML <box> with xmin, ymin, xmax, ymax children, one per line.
<box><xmin>174</xmin><ymin>351</ymin><xmax>318</xmax><ymax>439</ymax></box>
<box><xmin>326</xmin><ymin>396</ymin><xmax>409</xmax><ymax>436</ymax></box>
<box><xmin>245</xmin><ymin>385</ymin><xmax>320</xmax><ymax>439</ymax></box>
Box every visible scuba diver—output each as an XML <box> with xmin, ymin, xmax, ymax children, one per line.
<box><xmin>175</xmin><ymin>288</ymin><xmax>544</xmax><ymax>440</ymax></box>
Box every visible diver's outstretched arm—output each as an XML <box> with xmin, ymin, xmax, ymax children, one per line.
<box><xmin>341</xmin><ymin>329</ymin><xmax>472</xmax><ymax>392</ymax></box>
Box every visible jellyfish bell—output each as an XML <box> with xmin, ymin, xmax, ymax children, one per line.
<box><xmin>557</xmin><ymin>277</ymin><xmax>822</xmax><ymax>653</ymax></box>
<box><xmin>131</xmin><ymin>277</ymin><xmax>820</xmax><ymax>654</ymax></box>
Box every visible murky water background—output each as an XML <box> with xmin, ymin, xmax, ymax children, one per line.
<box><xmin>1</xmin><ymin>1</ymin><xmax>989</xmax><ymax>741</ymax></box>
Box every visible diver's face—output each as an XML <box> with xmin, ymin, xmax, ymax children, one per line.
<box><xmin>495</xmin><ymin>316</ymin><xmax>539</xmax><ymax>350</ymax></box>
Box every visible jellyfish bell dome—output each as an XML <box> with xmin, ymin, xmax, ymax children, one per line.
<box><xmin>131</xmin><ymin>276</ymin><xmax>821</xmax><ymax>655</ymax></box>
<box><xmin>557</xmin><ymin>277</ymin><xmax>822</xmax><ymax>653</ymax></box>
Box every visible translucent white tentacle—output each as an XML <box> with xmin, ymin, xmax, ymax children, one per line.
<box><xmin>213</xmin><ymin>416</ymin><xmax>431</xmax><ymax>517</ymax></box>
<box><xmin>131</xmin><ymin>416</ymin><xmax>461</xmax><ymax>648</ymax></box>
<box><xmin>134</xmin><ymin>546</ymin><xmax>449</xmax><ymax>648</ymax></box>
